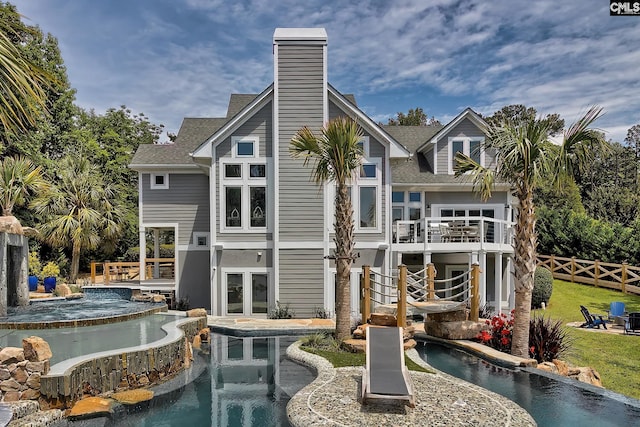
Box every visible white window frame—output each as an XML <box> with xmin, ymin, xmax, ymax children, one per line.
<box><xmin>357</xmin><ymin>136</ymin><xmax>370</xmax><ymax>158</ymax></box>
<box><xmin>219</xmin><ymin>157</ymin><xmax>270</xmax><ymax>233</ymax></box>
<box><xmin>190</xmin><ymin>232</ymin><xmax>209</xmax><ymax>249</ymax></box>
<box><xmin>448</xmin><ymin>136</ymin><xmax>485</xmax><ymax>174</ymax></box>
<box><xmin>221</xmin><ymin>267</ymin><xmax>271</xmax><ymax>317</ymax></box>
<box><xmin>150</xmin><ymin>173</ymin><xmax>169</xmax><ymax>189</ymax></box>
<box><xmin>232</xmin><ymin>136</ymin><xmax>259</xmax><ymax>158</ymax></box>
<box><xmin>353</xmin><ymin>157</ymin><xmax>382</xmax><ymax>233</ymax></box>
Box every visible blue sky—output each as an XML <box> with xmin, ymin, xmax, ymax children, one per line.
<box><xmin>14</xmin><ymin>0</ymin><xmax>640</xmax><ymax>143</ymax></box>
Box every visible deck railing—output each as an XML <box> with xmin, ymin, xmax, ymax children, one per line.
<box><xmin>392</xmin><ymin>216</ymin><xmax>513</xmax><ymax>246</ymax></box>
<box><xmin>90</xmin><ymin>258</ymin><xmax>175</xmax><ymax>284</ymax></box>
<box><xmin>536</xmin><ymin>254</ymin><xmax>640</xmax><ymax>296</ymax></box>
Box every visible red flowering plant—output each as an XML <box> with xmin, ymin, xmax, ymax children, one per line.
<box><xmin>475</xmin><ymin>309</ymin><xmax>515</xmax><ymax>353</ymax></box>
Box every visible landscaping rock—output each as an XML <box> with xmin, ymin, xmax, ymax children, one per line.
<box><xmin>570</xmin><ymin>367</ymin><xmax>602</xmax><ymax>387</ymax></box>
<box><xmin>552</xmin><ymin>359</ymin><xmax>569</xmax><ymax>376</ymax></box>
<box><xmin>56</xmin><ymin>284</ymin><xmax>72</xmax><ymax>297</ymax></box>
<box><xmin>152</xmin><ymin>294</ymin><xmax>166</xmax><ymax>303</ymax></box>
<box><xmin>426</xmin><ymin>309</ymin><xmax>467</xmax><ymax>322</ymax></box>
<box><xmin>22</xmin><ymin>336</ymin><xmax>52</xmax><ymax>362</ymax></box>
<box><xmin>69</xmin><ymin>397</ymin><xmax>113</xmax><ymax>419</ymax></box>
<box><xmin>111</xmin><ymin>389</ymin><xmax>154</xmax><ymax>405</ymax></box>
<box><xmin>66</xmin><ymin>293</ymin><xmax>84</xmax><ymax>300</ymax></box>
<box><xmin>132</xmin><ymin>294</ymin><xmax>152</xmax><ymax>302</ymax></box>
<box><xmin>369</xmin><ymin>313</ymin><xmax>397</xmax><ymax>326</ymax></box>
<box><xmin>0</xmin><ymin>216</ymin><xmax>23</xmax><ymax>235</ymax></box>
<box><xmin>186</xmin><ymin>308</ymin><xmax>207</xmax><ymax>318</ymax></box>
<box><xmin>424</xmin><ymin>320</ymin><xmax>488</xmax><ymax>340</ymax></box>
<box><xmin>0</xmin><ymin>347</ymin><xmax>24</xmax><ymax>364</ymax></box>
<box><xmin>342</xmin><ymin>339</ymin><xmax>365</xmax><ymax>353</ymax></box>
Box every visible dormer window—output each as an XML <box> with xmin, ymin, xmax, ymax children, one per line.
<box><xmin>449</xmin><ymin>137</ymin><xmax>485</xmax><ymax>174</ymax></box>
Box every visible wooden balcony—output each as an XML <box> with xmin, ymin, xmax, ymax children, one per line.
<box><xmin>392</xmin><ymin>216</ymin><xmax>514</xmax><ymax>253</ymax></box>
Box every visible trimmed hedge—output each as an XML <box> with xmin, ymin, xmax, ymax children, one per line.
<box><xmin>532</xmin><ymin>266</ymin><xmax>553</xmax><ymax>309</ymax></box>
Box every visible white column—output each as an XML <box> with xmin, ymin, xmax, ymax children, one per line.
<box><xmin>153</xmin><ymin>228</ymin><xmax>160</xmax><ymax>278</ymax></box>
<box><xmin>139</xmin><ymin>228</ymin><xmax>146</xmax><ymax>280</ymax></box>
<box><xmin>506</xmin><ymin>255</ymin><xmax>514</xmax><ymax>309</ymax></box>
<box><xmin>495</xmin><ymin>252</ymin><xmax>503</xmax><ymax>315</ymax></box>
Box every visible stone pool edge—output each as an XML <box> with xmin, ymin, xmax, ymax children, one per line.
<box><xmin>285</xmin><ymin>340</ymin><xmax>537</xmax><ymax>427</ymax></box>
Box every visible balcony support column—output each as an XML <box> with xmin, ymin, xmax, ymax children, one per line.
<box><xmin>494</xmin><ymin>252</ymin><xmax>503</xmax><ymax>315</ymax></box>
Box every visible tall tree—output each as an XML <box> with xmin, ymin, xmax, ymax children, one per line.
<box><xmin>486</xmin><ymin>105</ymin><xmax>565</xmax><ymax>136</ymax></box>
<box><xmin>291</xmin><ymin>117</ymin><xmax>363</xmax><ymax>341</ymax></box>
<box><xmin>0</xmin><ymin>2</ymin><xmax>53</xmax><ymax>139</ymax></box>
<box><xmin>0</xmin><ymin>156</ymin><xmax>49</xmax><ymax>217</ymax></box>
<box><xmin>455</xmin><ymin>106</ymin><xmax>607</xmax><ymax>358</ymax></box>
<box><xmin>32</xmin><ymin>154</ymin><xmax>123</xmax><ymax>283</ymax></box>
<box><xmin>388</xmin><ymin>107</ymin><xmax>441</xmax><ymax>126</ymax></box>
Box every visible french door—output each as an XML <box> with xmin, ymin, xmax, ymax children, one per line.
<box><xmin>225</xmin><ymin>271</ymin><xmax>269</xmax><ymax>315</ymax></box>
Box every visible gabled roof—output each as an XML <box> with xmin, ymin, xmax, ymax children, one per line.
<box><xmin>328</xmin><ymin>85</ymin><xmax>410</xmax><ymax>158</ymax></box>
<box><xmin>130</xmin><ymin>118</ymin><xmax>226</xmax><ymax>169</ymax></box>
<box><xmin>416</xmin><ymin>107</ymin><xmax>488</xmax><ymax>153</ymax></box>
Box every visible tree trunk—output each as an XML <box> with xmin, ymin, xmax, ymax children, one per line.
<box><xmin>70</xmin><ymin>240</ymin><xmax>81</xmax><ymax>284</ymax></box>
<box><xmin>334</xmin><ymin>183</ymin><xmax>354</xmax><ymax>342</ymax></box>
<box><xmin>511</xmin><ymin>188</ymin><xmax>537</xmax><ymax>358</ymax></box>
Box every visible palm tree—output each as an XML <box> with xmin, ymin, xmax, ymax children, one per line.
<box><xmin>455</xmin><ymin>106</ymin><xmax>607</xmax><ymax>358</ymax></box>
<box><xmin>0</xmin><ymin>155</ymin><xmax>49</xmax><ymax>216</ymax></box>
<box><xmin>31</xmin><ymin>155</ymin><xmax>123</xmax><ymax>283</ymax></box>
<box><xmin>291</xmin><ymin>117</ymin><xmax>364</xmax><ymax>342</ymax></box>
<box><xmin>0</xmin><ymin>19</ymin><xmax>51</xmax><ymax>134</ymax></box>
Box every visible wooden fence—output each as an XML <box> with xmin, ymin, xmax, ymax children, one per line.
<box><xmin>537</xmin><ymin>254</ymin><xmax>640</xmax><ymax>296</ymax></box>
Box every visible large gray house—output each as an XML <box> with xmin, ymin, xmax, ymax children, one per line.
<box><xmin>130</xmin><ymin>28</ymin><xmax>515</xmax><ymax>317</ymax></box>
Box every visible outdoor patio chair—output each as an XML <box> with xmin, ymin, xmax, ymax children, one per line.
<box><xmin>625</xmin><ymin>312</ymin><xmax>640</xmax><ymax>335</ymax></box>
<box><xmin>361</xmin><ymin>326</ymin><xmax>415</xmax><ymax>408</ymax></box>
<box><xmin>579</xmin><ymin>305</ymin><xmax>607</xmax><ymax>329</ymax></box>
<box><xmin>607</xmin><ymin>301</ymin><xmax>627</xmax><ymax>325</ymax></box>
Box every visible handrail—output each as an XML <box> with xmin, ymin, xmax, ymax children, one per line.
<box><xmin>392</xmin><ymin>216</ymin><xmax>514</xmax><ymax>246</ymax></box>
<box><xmin>537</xmin><ymin>254</ymin><xmax>640</xmax><ymax>296</ymax></box>
<box><xmin>90</xmin><ymin>258</ymin><xmax>176</xmax><ymax>284</ymax></box>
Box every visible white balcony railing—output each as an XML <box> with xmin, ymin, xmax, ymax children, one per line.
<box><xmin>392</xmin><ymin>216</ymin><xmax>514</xmax><ymax>247</ymax></box>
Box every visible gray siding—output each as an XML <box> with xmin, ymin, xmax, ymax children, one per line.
<box><xmin>141</xmin><ymin>173</ymin><xmax>210</xmax><ymax>246</ymax></box>
<box><xmin>215</xmin><ymin>103</ymin><xmax>273</xmax><ymax>242</ymax></box>
<box><xmin>279</xmin><ymin>249</ymin><xmax>324</xmax><ymax>317</ymax></box>
<box><xmin>177</xmin><ymin>250</ymin><xmax>210</xmax><ymax>311</ymax></box>
<box><xmin>436</xmin><ymin>118</ymin><xmax>486</xmax><ymax>174</ymax></box>
<box><xmin>277</xmin><ymin>44</ymin><xmax>325</xmax><ymax>241</ymax></box>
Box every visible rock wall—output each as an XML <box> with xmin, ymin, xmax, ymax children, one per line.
<box><xmin>0</xmin><ymin>337</ymin><xmax>51</xmax><ymax>402</ymax></box>
<box><xmin>39</xmin><ymin>316</ymin><xmax>206</xmax><ymax>409</ymax></box>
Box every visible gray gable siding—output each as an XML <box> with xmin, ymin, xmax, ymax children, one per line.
<box><xmin>178</xmin><ymin>250</ymin><xmax>210</xmax><ymax>310</ymax></box>
<box><xmin>279</xmin><ymin>249</ymin><xmax>324</xmax><ymax>317</ymax></box>
<box><xmin>141</xmin><ymin>173</ymin><xmax>210</xmax><ymax>246</ymax></box>
<box><xmin>436</xmin><ymin>118</ymin><xmax>486</xmax><ymax>174</ymax></box>
<box><xmin>277</xmin><ymin>44</ymin><xmax>325</xmax><ymax>241</ymax></box>
<box><xmin>214</xmin><ymin>103</ymin><xmax>274</xmax><ymax>242</ymax></box>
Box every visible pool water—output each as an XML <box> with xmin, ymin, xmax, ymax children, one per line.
<box><xmin>0</xmin><ymin>314</ymin><xmax>170</xmax><ymax>364</ymax></box>
<box><xmin>417</xmin><ymin>341</ymin><xmax>640</xmax><ymax>427</ymax></box>
<box><xmin>111</xmin><ymin>334</ymin><xmax>314</xmax><ymax>427</ymax></box>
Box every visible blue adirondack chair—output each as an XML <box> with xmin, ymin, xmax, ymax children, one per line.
<box><xmin>607</xmin><ymin>301</ymin><xmax>627</xmax><ymax>325</ymax></box>
<box><xmin>580</xmin><ymin>305</ymin><xmax>607</xmax><ymax>329</ymax></box>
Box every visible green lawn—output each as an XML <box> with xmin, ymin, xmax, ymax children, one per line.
<box><xmin>533</xmin><ymin>280</ymin><xmax>640</xmax><ymax>399</ymax></box>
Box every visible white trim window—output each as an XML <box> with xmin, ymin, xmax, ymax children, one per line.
<box><xmin>232</xmin><ymin>136</ymin><xmax>259</xmax><ymax>158</ymax></box>
<box><xmin>150</xmin><ymin>173</ymin><xmax>169</xmax><ymax>189</ymax></box>
<box><xmin>392</xmin><ymin>191</ymin><xmax>422</xmax><ymax>222</ymax></box>
<box><xmin>448</xmin><ymin>137</ymin><xmax>485</xmax><ymax>174</ymax></box>
<box><xmin>220</xmin><ymin>158</ymin><xmax>268</xmax><ymax>232</ymax></box>
<box><xmin>357</xmin><ymin>136</ymin><xmax>370</xmax><ymax>158</ymax></box>
<box><xmin>351</xmin><ymin>157</ymin><xmax>382</xmax><ymax>233</ymax></box>
<box><xmin>191</xmin><ymin>232</ymin><xmax>209</xmax><ymax>249</ymax></box>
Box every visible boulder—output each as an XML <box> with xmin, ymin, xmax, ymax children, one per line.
<box><xmin>0</xmin><ymin>347</ymin><xmax>25</xmax><ymax>364</ymax></box>
<box><xmin>369</xmin><ymin>313</ymin><xmax>397</xmax><ymax>326</ymax></box>
<box><xmin>537</xmin><ymin>362</ymin><xmax>557</xmax><ymax>374</ymax></box>
<box><xmin>25</xmin><ymin>373</ymin><xmax>41</xmax><ymax>389</ymax></box>
<box><xmin>192</xmin><ymin>334</ymin><xmax>202</xmax><ymax>349</ymax></box>
<box><xmin>403</xmin><ymin>339</ymin><xmax>417</xmax><ymax>350</ymax></box>
<box><xmin>198</xmin><ymin>328</ymin><xmax>210</xmax><ymax>342</ymax></box>
<box><xmin>132</xmin><ymin>294</ymin><xmax>152</xmax><ymax>303</ymax></box>
<box><xmin>570</xmin><ymin>367</ymin><xmax>602</xmax><ymax>387</ymax></box>
<box><xmin>2</xmin><ymin>391</ymin><xmax>20</xmax><ymax>402</ymax></box>
<box><xmin>111</xmin><ymin>389</ymin><xmax>154</xmax><ymax>405</ymax></box>
<box><xmin>0</xmin><ymin>379</ymin><xmax>21</xmax><ymax>392</ymax></box>
<box><xmin>69</xmin><ymin>397</ymin><xmax>113</xmax><ymax>419</ymax></box>
<box><xmin>22</xmin><ymin>337</ymin><xmax>52</xmax><ymax>362</ymax></box>
<box><xmin>0</xmin><ymin>367</ymin><xmax>10</xmax><ymax>380</ymax></box>
<box><xmin>424</xmin><ymin>320</ymin><xmax>488</xmax><ymax>340</ymax></box>
<box><xmin>12</xmin><ymin>367</ymin><xmax>28</xmax><ymax>383</ymax></box>
<box><xmin>0</xmin><ymin>216</ymin><xmax>23</xmax><ymax>235</ymax></box>
<box><xmin>352</xmin><ymin>323</ymin><xmax>370</xmax><ymax>339</ymax></box>
<box><xmin>152</xmin><ymin>294</ymin><xmax>166</xmax><ymax>303</ymax></box>
<box><xmin>426</xmin><ymin>309</ymin><xmax>467</xmax><ymax>323</ymax></box>
<box><xmin>55</xmin><ymin>284</ymin><xmax>71</xmax><ymax>297</ymax></box>
<box><xmin>186</xmin><ymin>308</ymin><xmax>207</xmax><ymax>318</ymax></box>
<box><xmin>65</xmin><ymin>293</ymin><xmax>84</xmax><ymax>300</ymax></box>
<box><xmin>552</xmin><ymin>359</ymin><xmax>569</xmax><ymax>376</ymax></box>
<box><xmin>20</xmin><ymin>388</ymin><xmax>40</xmax><ymax>400</ymax></box>
<box><xmin>342</xmin><ymin>339</ymin><xmax>366</xmax><ymax>353</ymax></box>
<box><xmin>26</xmin><ymin>360</ymin><xmax>49</xmax><ymax>375</ymax></box>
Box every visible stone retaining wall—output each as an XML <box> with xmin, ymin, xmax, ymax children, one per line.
<box><xmin>0</xmin><ymin>337</ymin><xmax>52</xmax><ymax>402</ymax></box>
<box><xmin>39</xmin><ymin>316</ymin><xmax>206</xmax><ymax>409</ymax></box>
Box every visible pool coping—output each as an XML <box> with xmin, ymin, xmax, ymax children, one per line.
<box><xmin>206</xmin><ymin>315</ymin><xmax>335</xmax><ymax>337</ymax></box>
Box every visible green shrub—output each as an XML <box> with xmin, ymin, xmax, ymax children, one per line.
<box><xmin>528</xmin><ymin>315</ymin><xmax>572</xmax><ymax>363</ymax></box>
<box><xmin>42</xmin><ymin>262</ymin><xmax>60</xmax><ymax>278</ymax></box>
<box><xmin>532</xmin><ymin>267</ymin><xmax>553</xmax><ymax>309</ymax></box>
<box><xmin>28</xmin><ymin>251</ymin><xmax>42</xmax><ymax>277</ymax></box>
<box><xmin>268</xmin><ymin>301</ymin><xmax>294</xmax><ymax>319</ymax></box>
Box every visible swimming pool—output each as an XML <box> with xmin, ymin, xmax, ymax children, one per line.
<box><xmin>416</xmin><ymin>341</ymin><xmax>640</xmax><ymax>427</ymax></box>
<box><xmin>110</xmin><ymin>334</ymin><xmax>314</xmax><ymax>426</ymax></box>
